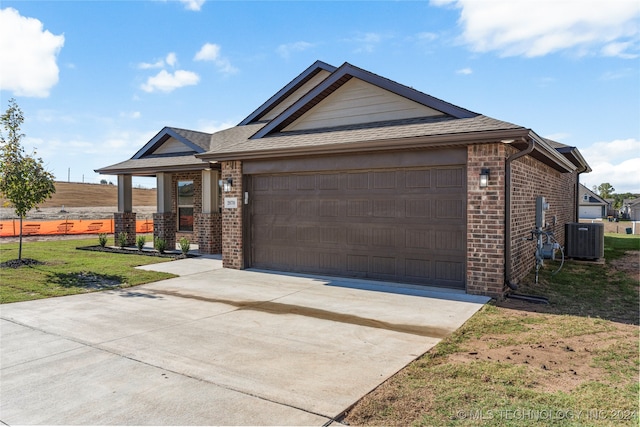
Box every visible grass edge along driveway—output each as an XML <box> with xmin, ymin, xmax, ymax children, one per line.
<box><xmin>0</xmin><ymin>238</ymin><xmax>174</xmax><ymax>304</ymax></box>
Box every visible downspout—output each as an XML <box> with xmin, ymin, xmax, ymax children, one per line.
<box><xmin>504</xmin><ymin>138</ymin><xmax>535</xmax><ymax>290</ymax></box>
<box><xmin>575</xmin><ymin>168</ymin><xmax>588</xmax><ymax>222</ymax></box>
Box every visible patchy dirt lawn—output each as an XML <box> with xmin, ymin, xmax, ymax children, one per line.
<box><xmin>344</xmin><ymin>252</ymin><xmax>639</xmax><ymax>426</ymax></box>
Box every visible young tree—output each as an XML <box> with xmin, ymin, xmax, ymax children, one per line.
<box><xmin>0</xmin><ymin>99</ymin><xmax>56</xmax><ymax>261</ymax></box>
<box><xmin>593</xmin><ymin>182</ymin><xmax>615</xmax><ymax>199</ymax></box>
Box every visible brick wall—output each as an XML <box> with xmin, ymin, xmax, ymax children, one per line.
<box><xmin>153</xmin><ymin>212</ymin><xmax>177</xmax><ymax>250</ymax></box>
<box><xmin>114</xmin><ymin>212</ymin><xmax>137</xmax><ymax>246</ymax></box>
<box><xmin>221</xmin><ymin>161</ymin><xmax>244</xmax><ymax>269</ymax></box>
<box><xmin>195</xmin><ymin>212</ymin><xmax>222</xmax><ymax>254</ymax></box>
<box><xmin>466</xmin><ymin>143</ymin><xmax>508</xmax><ymax>298</ymax></box>
<box><xmin>467</xmin><ymin>143</ymin><xmax>578</xmax><ymax>297</ymax></box>
<box><xmin>510</xmin><ymin>154</ymin><xmax>577</xmax><ymax>284</ymax></box>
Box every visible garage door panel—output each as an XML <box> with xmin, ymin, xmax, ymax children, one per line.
<box><xmin>405</xmin><ymin>169</ymin><xmax>431</xmax><ymax>188</ymax></box>
<box><xmin>436</xmin><ymin>167</ymin><xmax>465</xmax><ymax>188</ymax></box>
<box><xmin>435</xmin><ymin>199</ymin><xmax>465</xmax><ymax>219</ymax></box>
<box><xmin>296</xmin><ymin>199</ymin><xmax>318</xmax><ymax>217</ymax></box>
<box><xmin>318</xmin><ymin>174</ymin><xmax>341</xmax><ymax>190</ymax></box>
<box><xmin>250</xmin><ymin>165</ymin><xmax>466</xmax><ymax>289</ymax></box>
<box><xmin>319</xmin><ymin>200</ymin><xmax>340</xmax><ymax>217</ymax></box>
<box><xmin>434</xmin><ymin>259</ymin><xmax>465</xmax><ymax>284</ymax></box>
<box><xmin>404</xmin><ymin>258</ymin><xmax>431</xmax><ymax>279</ymax></box>
<box><xmin>406</xmin><ymin>199</ymin><xmax>431</xmax><ymax>218</ymax></box>
<box><xmin>346</xmin><ymin>227</ymin><xmax>370</xmax><ymax>246</ymax></box>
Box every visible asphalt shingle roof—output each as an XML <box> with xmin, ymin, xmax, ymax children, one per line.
<box><xmin>170</xmin><ymin>127</ymin><xmax>212</xmax><ymax>151</ymax></box>
<box><xmin>95</xmin><ymin>154</ymin><xmax>208</xmax><ymax>175</ymax></box>
<box><xmin>204</xmin><ymin>114</ymin><xmax>526</xmax><ymax>158</ymax></box>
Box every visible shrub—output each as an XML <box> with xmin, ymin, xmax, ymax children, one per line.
<box><xmin>179</xmin><ymin>237</ymin><xmax>190</xmax><ymax>254</ymax></box>
<box><xmin>154</xmin><ymin>238</ymin><xmax>166</xmax><ymax>254</ymax></box>
<box><xmin>117</xmin><ymin>232</ymin><xmax>128</xmax><ymax>249</ymax></box>
<box><xmin>136</xmin><ymin>235</ymin><xmax>146</xmax><ymax>251</ymax></box>
<box><xmin>98</xmin><ymin>233</ymin><xmax>108</xmax><ymax>247</ymax></box>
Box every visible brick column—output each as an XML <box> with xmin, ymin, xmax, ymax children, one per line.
<box><xmin>195</xmin><ymin>212</ymin><xmax>222</xmax><ymax>254</ymax></box>
<box><xmin>221</xmin><ymin>161</ymin><xmax>243</xmax><ymax>269</ymax></box>
<box><xmin>153</xmin><ymin>212</ymin><xmax>176</xmax><ymax>250</ymax></box>
<box><xmin>114</xmin><ymin>212</ymin><xmax>136</xmax><ymax>246</ymax></box>
<box><xmin>466</xmin><ymin>143</ymin><xmax>507</xmax><ymax>298</ymax></box>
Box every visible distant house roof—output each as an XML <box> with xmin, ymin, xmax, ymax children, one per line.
<box><xmin>626</xmin><ymin>198</ymin><xmax>640</xmax><ymax>207</ymax></box>
<box><xmin>579</xmin><ymin>183</ymin><xmax>608</xmax><ymax>206</ymax></box>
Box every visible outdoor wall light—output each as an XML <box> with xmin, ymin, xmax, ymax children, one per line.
<box><xmin>479</xmin><ymin>168</ymin><xmax>490</xmax><ymax>188</ymax></box>
<box><xmin>223</xmin><ymin>177</ymin><xmax>233</xmax><ymax>192</ymax></box>
<box><xmin>218</xmin><ymin>177</ymin><xmax>233</xmax><ymax>192</ymax></box>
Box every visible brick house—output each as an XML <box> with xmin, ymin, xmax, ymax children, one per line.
<box><xmin>97</xmin><ymin>61</ymin><xmax>591</xmax><ymax>298</ymax></box>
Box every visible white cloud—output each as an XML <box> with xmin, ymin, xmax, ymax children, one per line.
<box><xmin>276</xmin><ymin>41</ymin><xmax>314</xmax><ymax>59</ymax></box>
<box><xmin>580</xmin><ymin>138</ymin><xmax>640</xmax><ymax>193</ymax></box>
<box><xmin>600</xmin><ymin>68</ymin><xmax>635</xmax><ymax>80</ymax></box>
<box><xmin>456</xmin><ymin>67</ymin><xmax>473</xmax><ymax>75</ymax></box>
<box><xmin>138</xmin><ymin>59</ymin><xmax>164</xmax><ymax>69</ymax></box>
<box><xmin>119</xmin><ymin>111</ymin><xmax>141</xmax><ymax>119</ymax></box>
<box><xmin>416</xmin><ymin>32</ymin><xmax>438</xmax><ymax>42</ymax></box>
<box><xmin>197</xmin><ymin>120</ymin><xmax>237</xmax><ymax>134</ymax></box>
<box><xmin>140</xmin><ymin>69</ymin><xmax>200</xmax><ymax>93</ymax></box>
<box><xmin>194</xmin><ymin>43</ymin><xmax>238</xmax><ymax>74</ymax></box>
<box><xmin>165</xmin><ymin>52</ymin><xmax>177</xmax><ymax>67</ymax></box>
<box><xmin>347</xmin><ymin>32</ymin><xmax>390</xmax><ymax>53</ymax></box>
<box><xmin>179</xmin><ymin>0</ymin><xmax>205</xmax><ymax>11</ymax></box>
<box><xmin>432</xmin><ymin>0</ymin><xmax>640</xmax><ymax>58</ymax></box>
<box><xmin>544</xmin><ymin>132</ymin><xmax>571</xmax><ymax>142</ymax></box>
<box><xmin>356</xmin><ymin>33</ymin><xmax>382</xmax><ymax>53</ymax></box>
<box><xmin>194</xmin><ymin>43</ymin><xmax>220</xmax><ymax>61</ymax></box>
<box><xmin>138</xmin><ymin>52</ymin><xmax>177</xmax><ymax>69</ymax></box>
<box><xmin>0</xmin><ymin>8</ymin><xmax>65</xmax><ymax>97</ymax></box>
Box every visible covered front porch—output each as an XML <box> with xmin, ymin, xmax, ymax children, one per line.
<box><xmin>95</xmin><ymin>127</ymin><xmax>223</xmax><ymax>255</ymax></box>
<box><xmin>112</xmin><ymin>170</ymin><xmax>222</xmax><ymax>255</ymax></box>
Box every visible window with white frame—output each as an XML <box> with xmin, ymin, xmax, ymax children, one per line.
<box><xmin>177</xmin><ymin>180</ymin><xmax>194</xmax><ymax>232</ymax></box>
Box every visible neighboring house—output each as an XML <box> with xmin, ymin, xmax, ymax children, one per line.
<box><xmin>625</xmin><ymin>199</ymin><xmax>640</xmax><ymax>221</ymax></box>
<box><xmin>97</xmin><ymin>61</ymin><xmax>591</xmax><ymax>298</ymax></box>
<box><xmin>578</xmin><ymin>184</ymin><xmax>608</xmax><ymax>219</ymax></box>
<box><xmin>620</xmin><ymin>198</ymin><xmax>638</xmax><ymax>219</ymax></box>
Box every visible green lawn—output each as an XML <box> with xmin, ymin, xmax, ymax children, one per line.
<box><xmin>0</xmin><ymin>238</ymin><xmax>175</xmax><ymax>303</ymax></box>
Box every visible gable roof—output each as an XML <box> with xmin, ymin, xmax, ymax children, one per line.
<box><xmin>250</xmin><ymin>62</ymin><xmax>478</xmax><ymax>139</ymax></box>
<box><xmin>95</xmin><ymin>126</ymin><xmax>212</xmax><ymax>176</ymax></box>
<box><xmin>239</xmin><ymin>60</ymin><xmax>337</xmax><ymax>126</ymax></box>
<box><xmin>97</xmin><ymin>60</ymin><xmax>590</xmax><ymax>177</ymax></box>
<box><xmin>132</xmin><ymin>127</ymin><xmax>211</xmax><ymax>159</ymax></box>
<box><xmin>579</xmin><ymin>183</ymin><xmax>608</xmax><ymax>205</ymax></box>
<box><xmin>544</xmin><ymin>138</ymin><xmax>591</xmax><ymax>173</ymax></box>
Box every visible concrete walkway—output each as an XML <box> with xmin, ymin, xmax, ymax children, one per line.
<box><xmin>1</xmin><ymin>257</ymin><xmax>488</xmax><ymax>425</ymax></box>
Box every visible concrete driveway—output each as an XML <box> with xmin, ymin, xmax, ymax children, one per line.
<box><xmin>1</xmin><ymin>258</ymin><xmax>488</xmax><ymax>425</ymax></box>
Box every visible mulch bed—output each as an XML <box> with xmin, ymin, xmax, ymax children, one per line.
<box><xmin>0</xmin><ymin>258</ymin><xmax>45</xmax><ymax>269</ymax></box>
<box><xmin>76</xmin><ymin>245</ymin><xmax>196</xmax><ymax>259</ymax></box>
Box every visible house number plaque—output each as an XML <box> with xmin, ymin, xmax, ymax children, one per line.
<box><xmin>224</xmin><ymin>197</ymin><xmax>238</xmax><ymax>209</ymax></box>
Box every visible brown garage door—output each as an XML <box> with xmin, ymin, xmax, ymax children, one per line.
<box><xmin>249</xmin><ymin>166</ymin><xmax>466</xmax><ymax>289</ymax></box>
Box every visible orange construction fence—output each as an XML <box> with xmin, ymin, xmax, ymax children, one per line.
<box><xmin>0</xmin><ymin>218</ymin><xmax>155</xmax><ymax>238</ymax></box>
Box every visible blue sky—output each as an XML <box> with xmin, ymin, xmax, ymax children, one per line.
<box><xmin>1</xmin><ymin>0</ymin><xmax>639</xmax><ymax>193</ymax></box>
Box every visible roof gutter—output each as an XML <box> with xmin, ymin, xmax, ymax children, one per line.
<box><xmin>504</xmin><ymin>137</ymin><xmax>535</xmax><ymax>289</ymax></box>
